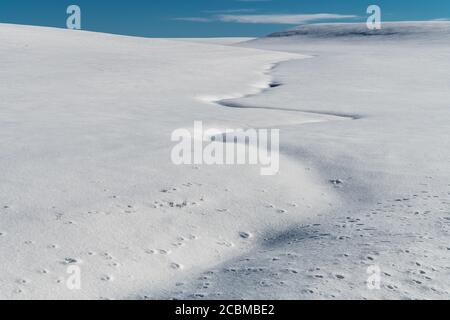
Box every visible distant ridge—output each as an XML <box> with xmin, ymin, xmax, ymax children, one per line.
<box><xmin>267</xmin><ymin>21</ymin><xmax>450</xmax><ymax>39</ymax></box>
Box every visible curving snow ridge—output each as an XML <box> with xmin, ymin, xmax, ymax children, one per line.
<box><xmin>0</xmin><ymin>23</ymin><xmax>334</xmax><ymax>300</ymax></box>
<box><xmin>1</xmin><ymin>21</ymin><xmax>450</xmax><ymax>300</ymax></box>
<box><xmin>165</xmin><ymin>22</ymin><xmax>450</xmax><ymax>300</ymax></box>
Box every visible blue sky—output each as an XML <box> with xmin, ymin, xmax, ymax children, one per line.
<box><xmin>0</xmin><ymin>0</ymin><xmax>448</xmax><ymax>37</ymax></box>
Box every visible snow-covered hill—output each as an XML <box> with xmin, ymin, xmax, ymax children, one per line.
<box><xmin>1</xmin><ymin>22</ymin><xmax>450</xmax><ymax>300</ymax></box>
<box><xmin>167</xmin><ymin>22</ymin><xmax>450</xmax><ymax>300</ymax></box>
<box><xmin>0</xmin><ymin>23</ymin><xmax>333</xmax><ymax>300</ymax></box>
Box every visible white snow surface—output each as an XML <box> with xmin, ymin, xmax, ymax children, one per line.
<box><xmin>1</xmin><ymin>22</ymin><xmax>450</xmax><ymax>299</ymax></box>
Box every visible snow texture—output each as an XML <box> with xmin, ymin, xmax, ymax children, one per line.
<box><xmin>1</xmin><ymin>22</ymin><xmax>450</xmax><ymax>299</ymax></box>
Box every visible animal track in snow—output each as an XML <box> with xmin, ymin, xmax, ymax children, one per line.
<box><xmin>101</xmin><ymin>275</ymin><xmax>114</xmax><ymax>282</ymax></box>
<box><xmin>170</xmin><ymin>263</ymin><xmax>184</xmax><ymax>270</ymax></box>
<box><xmin>239</xmin><ymin>232</ymin><xmax>253</xmax><ymax>239</ymax></box>
<box><xmin>17</xmin><ymin>278</ymin><xmax>29</xmax><ymax>285</ymax></box>
<box><xmin>160</xmin><ymin>187</ymin><xmax>177</xmax><ymax>193</ymax></box>
<box><xmin>146</xmin><ymin>249</ymin><xmax>171</xmax><ymax>255</ymax></box>
<box><xmin>63</xmin><ymin>257</ymin><xmax>81</xmax><ymax>265</ymax></box>
<box><xmin>102</xmin><ymin>252</ymin><xmax>115</xmax><ymax>261</ymax></box>
<box><xmin>217</xmin><ymin>240</ymin><xmax>235</xmax><ymax>248</ymax></box>
<box><xmin>330</xmin><ymin>179</ymin><xmax>344</xmax><ymax>186</ymax></box>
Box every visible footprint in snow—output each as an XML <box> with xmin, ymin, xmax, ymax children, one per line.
<box><xmin>101</xmin><ymin>275</ymin><xmax>114</xmax><ymax>282</ymax></box>
<box><xmin>170</xmin><ymin>263</ymin><xmax>184</xmax><ymax>270</ymax></box>
<box><xmin>330</xmin><ymin>179</ymin><xmax>344</xmax><ymax>186</ymax></box>
<box><xmin>63</xmin><ymin>257</ymin><xmax>81</xmax><ymax>265</ymax></box>
<box><xmin>239</xmin><ymin>232</ymin><xmax>253</xmax><ymax>239</ymax></box>
<box><xmin>146</xmin><ymin>249</ymin><xmax>171</xmax><ymax>255</ymax></box>
<box><xmin>17</xmin><ymin>278</ymin><xmax>29</xmax><ymax>285</ymax></box>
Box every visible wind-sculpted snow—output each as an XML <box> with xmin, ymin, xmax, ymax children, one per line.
<box><xmin>217</xmin><ymin>98</ymin><xmax>361</xmax><ymax>120</ymax></box>
<box><xmin>1</xmin><ymin>22</ymin><xmax>450</xmax><ymax>300</ymax></box>
<box><xmin>159</xmin><ymin>22</ymin><xmax>450</xmax><ymax>300</ymax></box>
<box><xmin>204</xmin><ymin>60</ymin><xmax>360</xmax><ymax>121</ymax></box>
<box><xmin>0</xmin><ymin>24</ymin><xmax>334</xmax><ymax>300</ymax></box>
